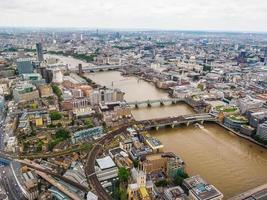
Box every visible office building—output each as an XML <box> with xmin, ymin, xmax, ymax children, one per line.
<box><xmin>95</xmin><ymin>156</ymin><xmax>118</xmax><ymax>183</ymax></box>
<box><xmin>13</xmin><ymin>82</ymin><xmax>39</xmax><ymax>103</ymax></box>
<box><xmin>183</xmin><ymin>175</ymin><xmax>223</xmax><ymax>200</ymax></box>
<box><xmin>17</xmin><ymin>58</ymin><xmax>34</xmax><ymax>74</ymax></box>
<box><xmin>36</xmin><ymin>42</ymin><xmax>44</xmax><ymax>62</ymax></box>
<box><xmin>256</xmin><ymin>122</ymin><xmax>267</xmax><ymax>140</ymax></box>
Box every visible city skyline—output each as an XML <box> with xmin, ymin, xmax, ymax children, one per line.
<box><xmin>1</xmin><ymin>0</ymin><xmax>267</xmax><ymax>32</ymax></box>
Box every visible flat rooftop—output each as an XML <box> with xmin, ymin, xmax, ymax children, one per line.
<box><xmin>184</xmin><ymin>175</ymin><xmax>223</xmax><ymax>200</ymax></box>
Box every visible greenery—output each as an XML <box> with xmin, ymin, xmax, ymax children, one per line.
<box><xmin>72</xmin><ymin>53</ymin><xmax>96</xmax><ymax>62</ymax></box>
<box><xmin>112</xmin><ymin>45</ymin><xmax>135</xmax><ymax>50</ymax></box>
<box><xmin>155</xmin><ymin>179</ymin><xmax>169</xmax><ymax>187</ymax></box>
<box><xmin>48</xmin><ymin>129</ymin><xmax>70</xmax><ymax>151</ymax></box>
<box><xmin>118</xmin><ymin>167</ymin><xmax>129</xmax><ymax>183</ymax></box>
<box><xmin>50</xmin><ymin>111</ymin><xmax>62</xmax><ymax>121</ymax></box>
<box><xmin>173</xmin><ymin>171</ymin><xmax>189</xmax><ymax>186</ymax></box>
<box><xmin>84</xmin><ymin>118</ymin><xmax>94</xmax><ymax>128</ymax></box>
<box><xmin>47</xmin><ymin>50</ymin><xmax>96</xmax><ymax>62</ymax></box>
<box><xmin>51</xmin><ymin>84</ymin><xmax>63</xmax><ymax>101</ymax></box>
<box><xmin>215</xmin><ymin>105</ymin><xmax>237</xmax><ymax>113</ymax></box>
<box><xmin>133</xmin><ymin>159</ymin><xmax>139</xmax><ymax>168</ymax></box>
<box><xmin>203</xmin><ymin>65</ymin><xmax>211</xmax><ymax>71</ymax></box>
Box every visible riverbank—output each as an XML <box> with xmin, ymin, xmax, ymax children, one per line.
<box><xmin>216</xmin><ymin>122</ymin><xmax>267</xmax><ymax>149</ymax></box>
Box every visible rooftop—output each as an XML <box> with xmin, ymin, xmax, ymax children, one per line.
<box><xmin>96</xmin><ymin>156</ymin><xmax>116</xmax><ymax>170</ymax></box>
<box><xmin>184</xmin><ymin>175</ymin><xmax>223</xmax><ymax>200</ymax></box>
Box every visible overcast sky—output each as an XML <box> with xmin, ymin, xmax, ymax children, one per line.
<box><xmin>1</xmin><ymin>0</ymin><xmax>267</xmax><ymax>32</ymax></box>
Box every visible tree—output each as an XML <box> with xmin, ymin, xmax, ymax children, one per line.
<box><xmin>174</xmin><ymin>175</ymin><xmax>184</xmax><ymax>186</ymax></box>
<box><xmin>155</xmin><ymin>179</ymin><xmax>169</xmax><ymax>187</ymax></box>
<box><xmin>118</xmin><ymin>167</ymin><xmax>129</xmax><ymax>183</ymax></box>
<box><xmin>50</xmin><ymin>111</ymin><xmax>62</xmax><ymax>121</ymax></box>
<box><xmin>84</xmin><ymin>118</ymin><xmax>94</xmax><ymax>128</ymax></box>
<box><xmin>54</xmin><ymin>129</ymin><xmax>70</xmax><ymax>140</ymax></box>
<box><xmin>51</xmin><ymin>84</ymin><xmax>63</xmax><ymax>101</ymax></box>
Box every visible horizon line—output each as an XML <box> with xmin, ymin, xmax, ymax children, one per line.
<box><xmin>0</xmin><ymin>26</ymin><xmax>267</xmax><ymax>34</ymax></box>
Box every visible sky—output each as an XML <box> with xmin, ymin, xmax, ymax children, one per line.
<box><xmin>1</xmin><ymin>0</ymin><xmax>267</xmax><ymax>32</ymax></box>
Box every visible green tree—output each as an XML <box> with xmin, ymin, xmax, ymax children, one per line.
<box><xmin>49</xmin><ymin>111</ymin><xmax>62</xmax><ymax>121</ymax></box>
<box><xmin>155</xmin><ymin>179</ymin><xmax>169</xmax><ymax>187</ymax></box>
<box><xmin>84</xmin><ymin>118</ymin><xmax>94</xmax><ymax>128</ymax></box>
<box><xmin>54</xmin><ymin>129</ymin><xmax>70</xmax><ymax>140</ymax></box>
<box><xmin>51</xmin><ymin>84</ymin><xmax>63</xmax><ymax>101</ymax></box>
<box><xmin>174</xmin><ymin>175</ymin><xmax>184</xmax><ymax>186</ymax></box>
<box><xmin>118</xmin><ymin>167</ymin><xmax>129</xmax><ymax>183</ymax></box>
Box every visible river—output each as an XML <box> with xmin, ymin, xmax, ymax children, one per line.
<box><xmin>50</xmin><ymin>55</ymin><xmax>267</xmax><ymax>198</ymax></box>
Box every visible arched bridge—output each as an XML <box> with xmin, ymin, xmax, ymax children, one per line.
<box><xmin>138</xmin><ymin>113</ymin><xmax>217</xmax><ymax>130</ymax></box>
<box><xmin>126</xmin><ymin>98</ymin><xmax>185</xmax><ymax>108</ymax></box>
<box><xmin>81</xmin><ymin>65</ymin><xmax>121</xmax><ymax>72</ymax></box>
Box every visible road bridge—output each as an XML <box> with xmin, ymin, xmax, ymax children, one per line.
<box><xmin>126</xmin><ymin>98</ymin><xmax>185</xmax><ymax>108</ymax></box>
<box><xmin>138</xmin><ymin>113</ymin><xmax>217</xmax><ymax>130</ymax></box>
<box><xmin>78</xmin><ymin>65</ymin><xmax>121</xmax><ymax>73</ymax></box>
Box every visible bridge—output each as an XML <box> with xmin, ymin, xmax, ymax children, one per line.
<box><xmin>126</xmin><ymin>98</ymin><xmax>185</xmax><ymax>108</ymax></box>
<box><xmin>80</xmin><ymin>65</ymin><xmax>121</xmax><ymax>73</ymax></box>
<box><xmin>138</xmin><ymin>113</ymin><xmax>217</xmax><ymax>130</ymax></box>
<box><xmin>0</xmin><ymin>152</ymin><xmax>12</xmax><ymax>166</ymax></box>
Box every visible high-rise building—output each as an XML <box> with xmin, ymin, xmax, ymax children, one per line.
<box><xmin>16</xmin><ymin>58</ymin><xmax>34</xmax><ymax>74</ymax></box>
<box><xmin>264</xmin><ymin>47</ymin><xmax>267</xmax><ymax>66</ymax></box>
<box><xmin>36</xmin><ymin>42</ymin><xmax>44</xmax><ymax>62</ymax></box>
<box><xmin>78</xmin><ymin>63</ymin><xmax>83</xmax><ymax>75</ymax></box>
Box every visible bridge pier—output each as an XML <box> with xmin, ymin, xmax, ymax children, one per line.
<box><xmin>156</xmin><ymin>126</ymin><xmax>159</xmax><ymax>131</ymax></box>
<box><xmin>160</xmin><ymin>101</ymin><xmax>164</xmax><ymax>106</ymax></box>
<box><xmin>171</xmin><ymin>123</ymin><xmax>175</xmax><ymax>128</ymax></box>
<box><xmin>172</xmin><ymin>100</ymin><xmax>177</xmax><ymax>104</ymax></box>
<box><xmin>200</xmin><ymin>120</ymin><xmax>204</xmax><ymax>125</ymax></box>
<box><xmin>135</xmin><ymin>104</ymin><xmax>138</xmax><ymax>109</ymax></box>
<box><xmin>187</xmin><ymin>121</ymin><xmax>190</xmax><ymax>127</ymax></box>
<box><xmin>147</xmin><ymin>100</ymin><xmax>151</xmax><ymax>107</ymax></box>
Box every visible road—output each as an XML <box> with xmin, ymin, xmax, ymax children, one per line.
<box><xmin>85</xmin><ymin>126</ymin><xmax>128</xmax><ymax>200</ymax></box>
<box><xmin>0</xmin><ymin>165</ymin><xmax>26</xmax><ymax>200</ymax></box>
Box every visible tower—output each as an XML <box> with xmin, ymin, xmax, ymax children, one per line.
<box><xmin>264</xmin><ymin>47</ymin><xmax>267</xmax><ymax>65</ymax></box>
<box><xmin>78</xmin><ymin>63</ymin><xmax>83</xmax><ymax>76</ymax></box>
<box><xmin>36</xmin><ymin>42</ymin><xmax>44</xmax><ymax>62</ymax></box>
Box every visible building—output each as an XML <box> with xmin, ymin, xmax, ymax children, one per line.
<box><xmin>256</xmin><ymin>122</ymin><xmax>267</xmax><ymax>141</ymax></box>
<box><xmin>164</xmin><ymin>186</ymin><xmax>187</xmax><ymax>200</ymax></box>
<box><xmin>95</xmin><ymin>156</ymin><xmax>118</xmax><ymax>188</ymax></box>
<box><xmin>232</xmin><ymin>97</ymin><xmax>264</xmax><ymax>114</ymax></box>
<box><xmin>72</xmin><ymin>126</ymin><xmax>103</xmax><ymax>144</ymax></box>
<box><xmin>36</xmin><ymin>42</ymin><xmax>44</xmax><ymax>62</ymax></box>
<box><xmin>183</xmin><ymin>175</ymin><xmax>223</xmax><ymax>200</ymax></box>
<box><xmin>224</xmin><ymin>115</ymin><xmax>248</xmax><ymax>130</ymax></box>
<box><xmin>140</xmin><ymin>153</ymin><xmax>184</xmax><ymax>175</ymax></box>
<box><xmin>21</xmin><ymin>73</ymin><xmax>45</xmax><ymax>85</ymax></box>
<box><xmin>0</xmin><ymin>95</ymin><xmax>4</xmax><ymax>113</ymax></box>
<box><xmin>17</xmin><ymin>58</ymin><xmax>34</xmax><ymax>74</ymax></box>
<box><xmin>90</xmin><ymin>88</ymin><xmax>124</xmax><ymax>105</ymax></box>
<box><xmin>78</xmin><ymin>63</ymin><xmax>83</xmax><ymax>75</ymax></box>
<box><xmin>145</xmin><ymin>136</ymin><xmax>164</xmax><ymax>153</ymax></box>
<box><xmin>13</xmin><ymin>82</ymin><xmax>39</xmax><ymax>103</ymax></box>
<box><xmin>38</xmin><ymin>84</ymin><xmax>53</xmax><ymax>98</ymax></box>
<box><xmin>127</xmin><ymin>168</ymin><xmax>153</xmax><ymax>200</ymax></box>
<box><xmin>22</xmin><ymin>171</ymin><xmax>39</xmax><ymax>200</ymax></box>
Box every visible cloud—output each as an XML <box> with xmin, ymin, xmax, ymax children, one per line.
<box><xmin>0</xmin><ymin>0</ymin><xmax>266</xmax><ymax>32</ymax></box>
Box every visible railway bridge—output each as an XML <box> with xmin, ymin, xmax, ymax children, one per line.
<box><xmin>138</xmin><ymin>113</ymin><xmax>217</xmax><ymax>130</ymax></box>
